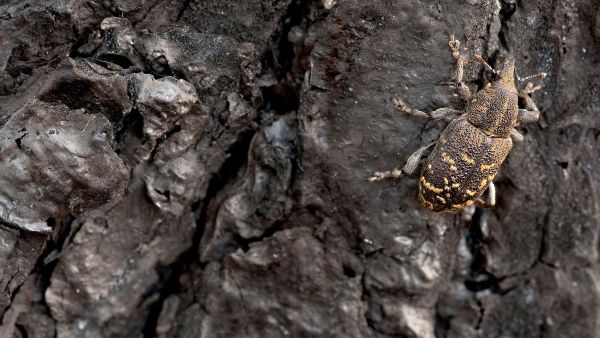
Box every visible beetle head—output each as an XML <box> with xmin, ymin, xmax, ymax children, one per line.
<box><xmin>497</xmin><ymin>55</ymin><xmax>516</xmax><ymax>88</ymax></box>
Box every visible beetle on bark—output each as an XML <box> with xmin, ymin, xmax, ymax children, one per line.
<box><xmin>370</xmin><ymin>35</ymin><xmax>545</xmax><ymax>212</ymax></box>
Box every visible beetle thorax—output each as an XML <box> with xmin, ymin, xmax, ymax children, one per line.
<box><xmin>466</xmin><ymin>79</ymin><xmax>519</xmax><ymax>138</ymax></box>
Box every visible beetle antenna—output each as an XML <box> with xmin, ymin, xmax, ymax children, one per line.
<box><xmin>473</xmin><ymin>55</ymin><xmax>498</xmax><ymax>75</ymax></box>
<box><xmin>516</xmin><ymin>72</ymin><xmax>547</xmax><ymax>82</ymax></box>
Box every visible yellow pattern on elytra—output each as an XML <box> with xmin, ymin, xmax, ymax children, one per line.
<box><xmin>465</xmin><ymin>189</ymin><xmax>476</xmax><ymax>196</ymax></box>
<box><xmin>461</xmin><ymin>153</ymin><xmax>476</xmax><ymax>165</ymax></box>
<box><xmin>452</xmin><ymin>204</ymin><xmax>463</xmax><ymax>209</ymax></box>
<box><xmin>452</xmin><ymin>183</ymin><xmax>460</xmax><ymax>188</ymax></box>
<box><xmin>436</xmin><ymin>196</ymin><xmax>446</xmax><ymax>204</ymax></box>
<box><xmin>479</xmin><ymin>178</ymin><xmax>488</xmax><ymax>189</ymax></box>
<box><xmin>443</xmin><ymin>177</ymin><xmax>449</xmax><ymax>185</ymax></box>
<box><xmin>421</xmin><ymin>178</ymin><xmax>443</xmax><ymax>194</ymax></box>
<box><xmin>480</xmin><ymin>163</ymin><xmax>496</xmax><ymax>171</ymax></box>
<box><xmin>442</xmin><ymin>152</ymin><xmax>456</xmax><ymax>165</ymax></box>
<box><xmin>449</xmin><ymin>165</ymin><xmax>458</xmax><ymax>171</ymax></box>
<box><xmin>466</xmin><ymin>200</ymin><xmax>474</xmax><ymax>206</ymax></box>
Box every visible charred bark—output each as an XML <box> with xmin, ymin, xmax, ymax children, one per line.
<box><xmin>0</xmin><ymin>1</ymin><xmax>598</xmax><ymax>337</ymax></box>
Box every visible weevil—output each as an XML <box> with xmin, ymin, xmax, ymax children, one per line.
<box><xmin>369</xmin><ymin>35</ymin><xmax>545</xmax><ymax>212</ymax></box>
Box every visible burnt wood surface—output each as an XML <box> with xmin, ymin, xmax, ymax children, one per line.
<box><xmin>0</xmin><ymin>1</ymin><xmax>599</xmax><ymax>337</ymax></box>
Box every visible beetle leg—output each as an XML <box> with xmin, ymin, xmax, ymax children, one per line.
<box><xmin>517</xmin><ymin>107</ymin><xmax>539</xmax><ymax>124</ymax></box>
<box><xmin>461</xmin><ymin>205</ymin><xmax>476</xmax><ymax>221</ymax></box>
<box><xmin>429</xmin><ymin>108</ymin><xmax>463</xmax><ymax>121</ymax></box>
<box><xmin>449</xmin><ymin>35</ymin><xmax>471</xmax><ymax>101</ymax></box>
<box><xmin>475</xmin><ymin>181</ymin><xmax>496</xmax><ymax>208</ymax></box>
<box><xmin>392</xmin><ymin>99</ymin><xmax>462</xmax><ymax>121</ymax></box>
<box><xmin>510</xmin><ymin>128</ymin><xmax>524</xmax><ymax>143</ymax></box>
<box><xmin>369</xmin><ymin>142</ymin><xmax>435</xmax><ymax>182</ymax></box>
<box><xmin>517</xmin><ymin>83</ymin><xmax>541</xmax><ymax>124</ymax></box>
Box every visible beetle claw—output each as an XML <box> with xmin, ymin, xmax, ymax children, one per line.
<box><xmin>368</xmin><ymin>171</ymin><xmax>392</xmax><ymax>182</ymax></box>
<box><xmin>368</xmin><ymin>172</ymin><xmax>385</xmax><ymax>182</ymax></box>
<box><xmin>448</xmin><ymin>34</ymin><xmax>460</xmax><ymax>51</ymax></box>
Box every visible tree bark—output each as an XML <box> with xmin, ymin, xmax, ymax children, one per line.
<box><xmin>0</xmin><ymin>0</ymin><xmax>599</xmax><ymax>337</ymax></box>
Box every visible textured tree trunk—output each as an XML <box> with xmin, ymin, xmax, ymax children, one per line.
<box><xmin>0</xmin><ymin>0</ymin><xmax>599</xmax><ymax>337</ymax></box>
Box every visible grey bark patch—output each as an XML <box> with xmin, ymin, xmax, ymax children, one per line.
<box><xmin>0</xmin><ymin>228</ymin><xmax>46</xmax><ymax>313</ymax></box>
<box><xmin>195</xmin><ymin>228</ymin><xmax>372</xmax><ymax>338</ymax></box>
<box><xmin>129</xmin><ymin>73</ymin><xmax>198</xmax><ymax>139</ymax></box>
<box><xmin>39</xmin><ymin>57</ymin><xmax>133</xmax><ymax>121</ymax></box>
<box><xmin>138</xmin><ymin>25</ymin><xmax>259</xmax><ymax>91</ymax></box>
<box><xmin>0</xmin><ymin>101</ymin><xmax>128</xmax><ymax>233</ymax></box>
<box><xmin>199</xmin><ymin>116</ymin><xmax>295</xmax><ymax>262</ymax></box>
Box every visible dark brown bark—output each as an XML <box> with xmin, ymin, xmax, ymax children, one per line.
<box><xmin>0</xmin><ymin>1</ymin><xmax>598</xmax><ymax>337</ymax></box>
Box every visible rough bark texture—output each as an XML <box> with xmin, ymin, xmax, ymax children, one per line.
<box><xmin>0</xmin><ymin>1</ymin><xmax>599</xmax><ymax>337</ymax></box>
